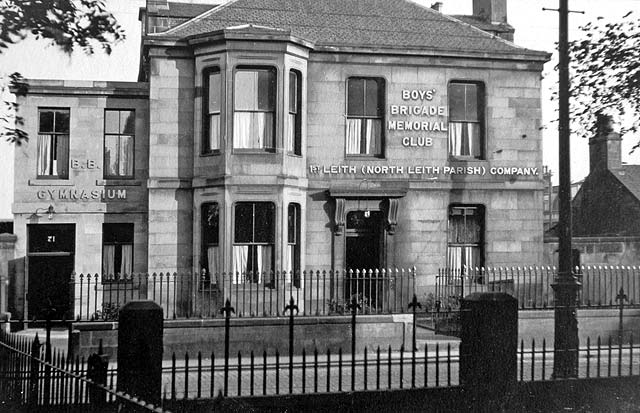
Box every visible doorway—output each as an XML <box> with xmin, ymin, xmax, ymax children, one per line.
<box><xmin>27</xmin><ymin>224</ymin><xmax>75</xmax><ymax>320</ymax></box>
<box><xmin>345</xmin><ymin>211</ymin><xmax>384</xmax><ymax>308</ymax></box>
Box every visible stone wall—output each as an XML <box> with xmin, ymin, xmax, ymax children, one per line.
<box><xmin>70</xmin><ymin>314</ymin><xmax>412</xmax><ymax>359</ymax></box>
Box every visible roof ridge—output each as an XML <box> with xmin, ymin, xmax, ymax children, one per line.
<box><xmin>429</xmin><ymin>4</ymin><xmax>540</xmax><ymax>55</ymax></box>
<box><xmin>154</xmin><ymin>0</ymin><xmax>239</xmax><ymax>36</ymax></box>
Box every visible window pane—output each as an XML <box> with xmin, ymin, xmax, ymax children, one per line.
<box><xmin>257</xmin><ymin>70</ymin><xmax>275</xmax><ymax>110</ymax></box>
<box><xmin>234</xmin><ymin>203</ymin><xmax>254</xmax><ymax>243</ymax></box>
<box><xmin>364</xmin><ymin>79</ymin><xmax>380</xmax><ymax>117</ymax></box>
<box><xmin>105</xmin><ymin>110</ymin><xmax>120</xmax><ymax>134</ymax></box>
<box><xmin>254</xmin><ymin>203</ymin><xmax>275</xmax><ymax>243</ymax></box>
<box><xmin>39</xmin><ymin>111</ymin><xmax>54</xmax><ymax>133</ymax></box>
<box><xmin>104</xmin><ymin>135</ymin><xmax>119</xmax><ymax>176</ymax></box>
<box><xmin>235</xmin><ymin>71</ymin><xmax>258</xmax><ymax>110</ymax></box>
<box><xmin>448</xmin><ymin>84</ymin><xmax>466</xmax><ymax>121</ymax></box>
<box><xmin>449</xmin><ymin>122</ymin><xmax>481</xmax><ymax>157</ymax></box>
<box><xmin>119</xmin><ymin>135</ymin><xmax>134</xmax><ymax>176</ymax></box>
<box><xmin>464</xmin><ymin>84</ymin><xmax>479</xmax><ymax>121</ymax></box>
<box><xmin>202</xmin><ymin>203</ymin><xmax>219</xmax><ymax>245</ymax></box>
<box><xmin>289</xmin><ymin>72</ymin><xmax>298</xmax><ymax>113</ymax></box>
<box><xmin>209</xmin><ymin>114</ymin><xmax>220</xmax><ymax>150</ymax></box>
<box><xmin>103</xmin><ymin>223</ymin><xmax>134</xmax><ymax>243</ymax></box>
<box><xmin>208</xmin><ymin>71</ymin><xmax>221</xmax><ymax>113</ymax></box>
<box><xmin>120</xmin><ymin>110</ymin><xmax>135</xmax><ymax>134</ymax></box>
<box><xmin>288</xmin><ymin>204</ymin><xmax>297</xmax><ymax>243</ymax></box>
<box><xmin>347</xmin><ymin>79</ymin><xmax>364</xmax><ymax>116</ymax></box>
<box><xmin>54</xmin><ymin>110</ymin><xmax>70</xmax><ymax>133</ymax></box>
<box><xmin>233</xmin><ymin>112</ymin><xmax>274</xmax><ymax>149</ymax></box>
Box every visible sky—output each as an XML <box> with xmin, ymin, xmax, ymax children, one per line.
<box><xmin>0</xmin><ymin>0</ymin><xmax>638</xmax><ymax>219</ymax></box>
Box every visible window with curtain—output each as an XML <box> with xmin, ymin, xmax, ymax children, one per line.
<box><xmin>201</xmin><ymin>202</ymin><xmax>219</xmax><ymax>287</ymax></box>
<box><xmin>287</xmin><ymin>70</ymin><xmax>302</xmax><ymax>155</ymax></box>
<box><xmin>233</xmin><ymin>202</ymin><xmax>275</xmax><ymax>284</ymax></box>
<box><xmin>233</xmin><ymin>68</ymin><xmax>276</xmax><ymax>150</ymax></box>
<box><xmin>37</xmin><ymin>108</ymin><xmax>69</xmax><ymax>179</ymax></box>
<box><xmin>447</xmin><ymin>206</ymin><xmax>484</xmax><ymax>275</ymax></box>
<box><xmin>203</xmin><ymin>68</ymin><xmax>221</xmax><ymax>153</ymax></box>
<box><xmin>287</xmin><ymin>203</ymin><xmax>301</xmax><ymax>286</ymax></box>
<box><xmin>448</xmin><ymin>82</ymin><xmax>484</xmax><ymax>159</ymax></box>
<box><xmin>102</xmin><ymin>223</ymin><xmax>134</xmax><ymax>281</ymax></box>
<box><xmin>104</xmin><ymin>109</ymin><xmax>135</xmax><ymax>178</ymax></box>
<box><xmin>346</xmin><ymin>77</ymin><xmax>384</xmax><ymax>157</ymax></box>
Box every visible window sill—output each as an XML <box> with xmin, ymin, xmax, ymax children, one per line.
<box><xmin>233</xmin><ymin>148</ymin><xmax>276</xmax><ymax>154</ymax></box>
<box><xmin>96</xmin><ymin>179</ymin><xmax>141</xmax><ymax>186</ymax></box>
<box><xmin>448</xmin><ymin>157</ymin><xmax>486</xmax><ymax>162</ymax></box>
<box><xmin>345</xmin><ymin>155</ymin><xmax>385</xmax><ymax>160</ymax></box>
<box><xmin>287</xmin><ymin>152</ymin><xmax>303</xmax><ymax>158</ymax></box>
<box><xmin>29</xmin><ymin>179</ymin><xmax>72</xmax><ymax>186</ymax></box>
<box><xmin>201</xmin><ymin>150</ymin><xmax>221</xmax><ymax>157</ymax></box>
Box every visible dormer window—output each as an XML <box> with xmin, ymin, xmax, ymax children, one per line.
<box><xmin>233</xmin><ymin>67</ymin><xmax>276</xmax><ymax>150</ymax></box>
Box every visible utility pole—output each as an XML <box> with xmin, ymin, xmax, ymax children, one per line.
<box><xmin>544</xmin><ymin>0</ymin><xmax>582</xmax><ymax>378</ymax></box>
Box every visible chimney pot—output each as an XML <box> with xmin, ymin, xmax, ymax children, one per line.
<box><xmin>589</xmin><ymin>112</ymin><xmax>622</xmax><ymax>173</ymax></box>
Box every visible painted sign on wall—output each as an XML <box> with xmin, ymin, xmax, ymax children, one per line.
<box><xmin>388</xmin><ymin>89</ymin><xmax>448</xmax><ymax>148</ymax></box>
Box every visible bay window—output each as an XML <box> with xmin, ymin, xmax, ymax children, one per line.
<box><xmin>233</xmin><ymin>67</ymin><xmax>276</xmax><ymax>150</ymax></box>
<box><xmin>448</xmin><ymin>82</ymin><xmax>484</xmax><ymax>159</ymax></box>
<box><xmin>346</xmin><ymin>77</ymin><xmax>384</xmax><ymax>157</ymax></box>
<box><xmin>104</xmin><ymin>109</ymin><xmax>135</xmax><ymax>178</ymax></box>
<box><xmin>447</xmin><ymin>205</ymin><xmax>484</xmax><ymax>274</ymax></box>
<box><xmin>37</xmin><ymin>108</ymin><xmax>69</xmax><ymax>178</ymax></box>
<box><xmin>203</xmin><ymin>68</ymin><xmax>221</xmax><ymax>153</ymax></box>
<box><xmin>233</xmin><ymin>202</ymin><xmax>275</xmax><ymax>283</ymax></box>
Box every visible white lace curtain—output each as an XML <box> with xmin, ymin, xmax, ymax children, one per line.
<box><xmin>346</xmin><ymin>119</ymin><xmax>381</xmax><ymax>155</ymax></box>
<box><xmin>449</xmin><ymin>122</ymin><xmax>480</xmax><ymax>157</ymax></box>
<box><xmin>232</xmin><ymin>245</ymin><xmax>272</xmax><ymax>284</ymax></box>
<box><xmin>233</xmin><ymin>112</ymin><xmax>274</xmax><ymax>149</ymax></box>
<box><xmin>37</xmin><ymin>134</ymin><xmax>68</xmax><ymax>176</ymax></box>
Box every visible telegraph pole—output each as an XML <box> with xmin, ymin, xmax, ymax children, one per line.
<box><xmin>546</xmin><ymin>0</ymin><xmax>582</xmax><ymax>378</ymax></box>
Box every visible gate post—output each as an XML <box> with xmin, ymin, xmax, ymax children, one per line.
<box><xmin>460</xmin><ymin>292</ymin><xmax>517</xmax><ymax>410</ymax></box>
<box><xmin>117</xmin><ymin>300</ymin><xmax>163</xmax><ymax>405</ymax></box>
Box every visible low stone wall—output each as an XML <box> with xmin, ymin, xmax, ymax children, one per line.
<box><xmin>519</xmin><ymin>307</ymin><xmax>640</xmax><ymax>345</ymax></box>
<box><xmin>70</xmin><ymin>314</ymin><xmax>413</xmax><ymax>360</ymax></box>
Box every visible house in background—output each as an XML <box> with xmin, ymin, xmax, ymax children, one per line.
<box><xmin>544</xmin><ymin>115</ymin><xmax>640</xmax><ymax>266</ymax></box>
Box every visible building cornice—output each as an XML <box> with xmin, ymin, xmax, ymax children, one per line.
<box><xmin>23</xmin><ymin>80</ymin><xmax>149</xmax><ymax>98</ymax></box>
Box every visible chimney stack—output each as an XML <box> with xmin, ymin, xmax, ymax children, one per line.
<box><xmin>589</xmin><ymin>113</ymin><xmax>622</xmax><ymax>173</ymax></box>
<box><xmin>473</xmin><ymin>0</ymin><xmax>508</xmax><ymax>24</ymax></box>
<box><xmin>431</xmin><ymin>2</ymin><xmax>443</xmax><ymax>12</ymax></box>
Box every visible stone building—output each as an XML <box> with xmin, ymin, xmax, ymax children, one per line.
<box><xmin>10</xmin><ymin>0</ymin><xmax>548</xmax><ymax>320</ymax></box>
<box><xmin>545</xmin><ymin>115</ymin><xmax>640</xmax><ymax>266</ymax></box>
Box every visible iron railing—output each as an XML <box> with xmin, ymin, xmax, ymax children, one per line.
<box><xmin>435</xmin><ymin>265</ymin><xmax>640</xmax><ymax>310</ymax></box>
<box><xmin>0</xmin><ymin>330</ymin><xmax>167</xmax><ymax>412</ymax></box>
<box><xmin>159</xmin><ymin>333</ymin><xmax>640</xmax><ymax>398</ymax></box>
<box><xmin>73</xmin><ymin>269</ymin><xmax>416</xmax><ymax>320</ymax></box>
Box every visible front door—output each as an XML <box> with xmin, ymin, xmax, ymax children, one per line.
<box><xmin>27</xmin><ymin>224</ymin><xmax>75</xmax><ymax>320</ymax></box>
<box><xmin>345</xmin><ymin>211</ymin><xmax>384</xmax><ymax>308</ymax></box>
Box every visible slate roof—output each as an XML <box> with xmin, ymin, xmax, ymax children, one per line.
<box><xmin>150</xmin><ymin>0</ymin><xmax>548</xmax><ymax>58</ymax></box>
<box><xmin>451</xmin><ymin>14</ymin><xmax>514</xmax><ymax>34</ymax></box>
<box><xmin>612</xmin><ymin>165</ymin><xmax>640</xmax><ymax>202</ymax></box>
<box><xmin>158</xmin><ymin>2</ymin><xmax>218</xmax><ymax>18</ymax></box>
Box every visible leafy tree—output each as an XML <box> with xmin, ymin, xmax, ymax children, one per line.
<box><xmin>0</xmin><ymin>0</ymin><xmax>125</xmax><ymax>144</ymax></box>
<box><xmin>568</xmin><ymin>11</ymin><xmax>640</xmax><ymax>145</ymax></box>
